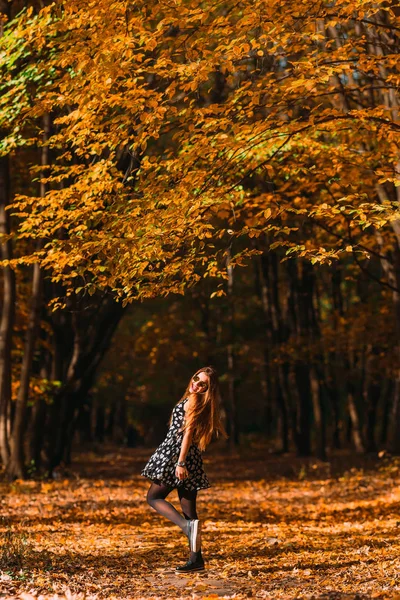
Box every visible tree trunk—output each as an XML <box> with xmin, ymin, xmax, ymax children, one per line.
<box><xmin>374</xmin><ymin>231</ymin><xmax>400</xmax><ymax>453</ymax></box>
<box><xmin>226</xmin><ymin>245</ymin><xmax>238</xmax><ymax>449</ymax></box>
<box><xmin>6</xmin><ymin>113</ymin><xmax>50</xmax><ymax>479</ymax></box>
<box><xmin>46</xmin><ymin>298</ymin><xmax>125</xmax><ymax>471</ymax></box>
<box><xmin>363</xmin><ymin>347</ymin><xmax>380</xmax><ymax>453</ymax></box>
<box><xmin>380</xmin><ymin>379</ymin><xmax>392</xmax><ymax>446</ymax></box>
<box><xmin>276</xmin><ymin>364</ymin><xmax>290</xmax><ymax>453</ymax></box>
<box><xmin>310</xmin><ymin>366</ymin><xmax>326</xmax><ymax>460</ymax></box>
<box><xmin>329</xmin><ymin>265</ymin><xmax>344</xmax><ymax>449</ymax></box>
<box><xmin>347</xmin><ymin>391</ymin><xmax>365</xmax><ymax>453</ymax></box>
<box><xmin>0</xmin><ymin>155</ymin><xmax>15</xmax><ymax>465</ymax></box>
<box><xmin>288</xmin><ymin>260</ymin><xmax>315</xmax><ymax>457</ymax></box>
<box><xmin>0</xmin><ymin>2</ymin><xmax>15</xmax><ymax>467</ymax></box>
<box><xmin>260</xmin><ymin>250</ymin><xmax>292</xmax><ymax>452</ymax></box>
<box><xmin>7</xmin><ymin>259</ymin><xmax>43</xmax><ymax>478</ymax></box>
<box><xmin>26</xmin><ymin>359</ymin><xmax>51</xmax><ymax>471</ymax></box>
<box><xmin>294</xmin><ymin>363</ymin><xmax>312</xmax><ymax>456</ymax></box>
<box><xmin>26</xmin><ymin>396</ymin><xmax>47</xmax><ymax>471</ymax></box>
<box><xmin>94</xmin><ymin>402</ymin><xmax>105</xmax><ymax>443</ymax></box>
<box><xmin>256</xmin><ymin>254</ymin><xmax>274</xmax><ymax>436</ymax></box>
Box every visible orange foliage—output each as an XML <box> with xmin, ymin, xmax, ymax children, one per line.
<box><xmin>0</xmin><ymin>0</ymin><xmax>399</xmax><ymax>304</ymax></box>
<box><xmin>0</xmin><ymin>449</ymin><xmax>399</xmax><ymax>599</ymax></box>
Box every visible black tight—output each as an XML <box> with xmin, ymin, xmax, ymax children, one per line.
<box><xmin>178</xmin><ymin>486</ymin><xmax>198</xmax><ymax>520</ymax></box>
<box><xmin>146</xmin><ymin>481</ymin><xmax>200</xmax><ymax>558</ymax></box>
<box><xmin>146</xmin><ymin>480</ymin><xmax>198</xmax><ymax>530</ymax></box>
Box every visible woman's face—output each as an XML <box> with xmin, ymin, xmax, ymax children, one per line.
<box><xmin>189</xmin><ymin>371</ymin><xmax>209</xmax><ymax>394</ymax></box>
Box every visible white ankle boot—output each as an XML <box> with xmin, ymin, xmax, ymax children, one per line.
<box><xmin>188</xmin><ymin>519</ymin><xmax>202</xmax><ymax>552</ymax></box>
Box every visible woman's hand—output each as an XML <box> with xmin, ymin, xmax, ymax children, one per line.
<box><xmin>176</xmin><ymin>465</ymin><xmax>188</xmax><ymax>481</ymax></box>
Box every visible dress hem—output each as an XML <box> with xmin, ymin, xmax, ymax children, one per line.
<box><xmin>141</xmin><ymin>398</ymin><xmax>210</xmax><ymax>490</ymax></box>
<box><xmin>141</xmin><ymin>472</ymin><xmax>211</xmax><ymax>491</ymax></box>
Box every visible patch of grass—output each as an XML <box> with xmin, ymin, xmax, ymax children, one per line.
<box><xmin>0</xmin><ymin>518</ymin><xmax>53</xmax><ymax>579</ymax></box>
<box><xmin>0</xmin><ymin>522</ymin><xmax>32</xmax><ymax>570</ymax></box>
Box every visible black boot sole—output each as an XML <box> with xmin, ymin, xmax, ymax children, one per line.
<box><xmin>175</xmin><ymin>565</ymin><xmax>205</xmax><ymax>573</ymax></box>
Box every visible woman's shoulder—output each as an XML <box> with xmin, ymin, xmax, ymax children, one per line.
<box><xmin>182</xmin><ymin>393</ymin><xmax>198</xmax><ymax>411</ymax></box>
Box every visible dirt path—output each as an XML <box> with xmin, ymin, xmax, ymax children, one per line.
<box><xmin>0</xmin><ymin>448</ymin><xmax>399</xmax><ymax>599</ymax></box>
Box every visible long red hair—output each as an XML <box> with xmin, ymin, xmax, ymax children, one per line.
<box><xmin>170</xmin><ymin>366</ymin><xmax>228</xmax><ymax>451</ymax></box>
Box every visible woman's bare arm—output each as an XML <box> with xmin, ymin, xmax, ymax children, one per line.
<box><xmin>178</xmin><ymin>398</ymin><xmax>193</xmax><ymax>461</ymax></box>
<box><xmin>178</xmin><ymin>427</ymin><xmax>193</xmax><ymax>464</ymax></box>
<box><xmin>175</xmin><ymin>396</ymin><xmax>195</xmax><ymax>480</ymax></box>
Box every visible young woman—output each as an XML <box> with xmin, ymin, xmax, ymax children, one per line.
<box><xmin>141</xmin><ymin>366</ymin><xmax>227</xmax><ymax>573</ymax></box>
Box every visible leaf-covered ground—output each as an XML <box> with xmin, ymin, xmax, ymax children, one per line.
<box><xmin>0</xmin><ymin>447</ymin><xmax>399</xmax><ymax>600</ymax></box>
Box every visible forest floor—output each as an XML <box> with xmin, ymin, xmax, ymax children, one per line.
<box><xmin>0</xmin><ymin>446</ymin><xmax>399</xmax><ymax>600</ymax></box>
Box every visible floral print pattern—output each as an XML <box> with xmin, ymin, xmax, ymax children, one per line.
<box><xmin>141</xmin><ymin>398</ymin><xmax>210</xmax><ymax>491</ymax></box>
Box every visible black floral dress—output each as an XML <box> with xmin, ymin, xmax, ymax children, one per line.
<box><xmin>141</xmin><ymin>398</ymin><xmax>210</xmax><ymax>491</ymax></box>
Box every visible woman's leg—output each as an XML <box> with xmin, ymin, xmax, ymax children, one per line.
<box><xmin>178</xmin><ymin>486</ymin><xmax>198</xmax><ymax>520</ymax></box>
<box><xmin>178</xmin><ymin>487</ymin><xmax>202</xmax><ymax>562</ymax></box>
<box><xmin>146</xmin><ymin>481</ymin><xmax>188</xmax><ymax>534</ymax></box>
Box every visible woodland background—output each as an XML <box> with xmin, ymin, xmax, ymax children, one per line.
<box><xmin>0</xmin><ymin>2</ymin><xmax>400</xmax><ymax>599</ymax></box>
<box><xmin>0</xmin><ymin>0</ymin><xmax>400</xmax><ymax>482</ymax></box>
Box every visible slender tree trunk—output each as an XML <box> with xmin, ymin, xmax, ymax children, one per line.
<box><xmin>288</xmin><ymin>260</ymin><xmax>315</xmax><ymax>456</ymax></box>
<box><xmin>310</xmin><ymin>366</ymin><xmax>326</xmax><ymax>460</ymax></box>
<box><xmin>261</xmin><ymin>250</ymin><xmax>291</xmax><ymax>452</ymax></box>
<box><xmin>27</xmin><ymin>395</ymin><xmax>47</xmax><ymax>470</ymax></box>
<box><xmin>0</xmin><ymin>156</ymin><xmax>15</xmax><ymax>465</ymax></box>
<box><xmin>6</xmin><ymin>113</ymin><xmax>50</xmax><ymax>479</ymax></box>
<box><xmin>7</xmin><ymin>258</ymin><xmax>43</xmax><ymax>478</ymax></box>
<box><xmin>276</xmin><ymin>364</ymin><xmax>290</xmax><ymax>453</ymax></box>
<box><xmin>389</xmin><ymin>372</ymin><xmax>400</xmax><ymax>454</ymax></box>
<box><xmin>380</xmin><ymin>379</ymin><xmax>392</xmax><ymax>446</ymax></box>
<box><xmin>363</xmin><ymin>347</ymin><xmax>380</xmax><ymax>452</ymax></box>
<box><xmin>347</xmin><ymin>392</ymin><xmax>365</xmax><ymax>453</ymax></box>
<box><xmin>94</xmin><ymin>403</ymin><xmax>105</xmax><ymax>443</ymax></box>
<box><xmin>374</xmin><ymin>231</ymin><xmax>400</xmax><ymax>453</ymax></box>
<box><xmin>76</xmin><ymin>394</ymin><xmax>93</xmax><ymax>444</ymax></box>
<box><xmin>294</xmin><ymin>363</ymin><xmax>312</xmax><ymax>456</ymax></box>
<box><xmin>226</xmin><ymin>245</ymin><xmax>238</xmax><ymax>449</ymax></box>
<box><xmin>256</xmin><ymin>255</ymin><xmax>274</xmax><ymax>436</ymax></box>
<box><xmin>0</xmin><ymin>3</ymin><xmax>15</xmax><ymax>467</ymax></box>
<box><xmin>365</xmin><ymin>384</ymin><xmax>380</xmax><ymax>453</ymax></box>
<box><xmin>388</xmin><ymin>261</ymin><xmax>400</xmax><ymax>454</ymax></box>
<box><xmin>329</xmin><ymin>265</ymin><xmax>344</xmax><ymax>449</ymax></box>
<box><xmin>26</xmin><ymin>361</ymin><xmax>50</xmax><ymax>470</ymax></box>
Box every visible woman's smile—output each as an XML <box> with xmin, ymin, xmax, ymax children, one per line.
<box><xmin>190</xmin><ymin>372</ymin><xmax>209</xmax><ymax>393</ymax></box>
